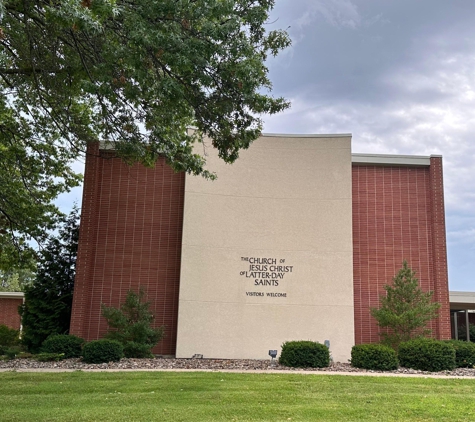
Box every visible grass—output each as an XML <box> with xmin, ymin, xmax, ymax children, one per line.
<box><xmin>1</xmin><ymin>371</ymin><xmax>475</xmax><ymax>421</ymax></box>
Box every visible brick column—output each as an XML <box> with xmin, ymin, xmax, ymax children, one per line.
<box><xmin>429</xmin><ymin>155</ymin><xmax>451</xmax><ymax>339</ymax></box>
<box><xmin>69</xmin><ymin>142</ymin><xmax>101</xmax><ymax>338</ymax></box>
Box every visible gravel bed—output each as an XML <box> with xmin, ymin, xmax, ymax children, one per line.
<box><xmin>1</xmin><ymin>358</ymin><xmax>475</xmax><ymax>377</ymax></box>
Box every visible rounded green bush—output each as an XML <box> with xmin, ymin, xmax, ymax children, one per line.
<box><xmin>351</xmin><ymin>344</ymin><xmax>398</xmax><ymax>371</ymax></box>
<box><xmin>279</xmin><ymin>340</ymin><xmax>330</xmax><ymax>368</ymax></box>
<box><xmin>82</xmin><ymin>340</ymin><xmax>124</xmax><ymax>364</ymax></box>
<box><xmin>41</xmin><ymin>334</ymin><xmax>85</xmax><ymax>359</ymax></box>
<box><xmin>445</xmin><ymin>340</ymin><xmax>475</xmax><ymax>368</ymax></box>
<box><xmin>398</xmin><ymin>338</ymin><xmax>455</xmax><ymax>372</ymax></box>
<box><xmin>123</xmin><ymin>341</ymin><xmax>154</xmax><ymax>358</ymax></box>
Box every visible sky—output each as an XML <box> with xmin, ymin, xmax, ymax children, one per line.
<box><xmin>57</xmin><ymin>0</ymin><xmax>474</xmax><ymax>291</ymax></box>
<box><xmin>260</xmin><ymin>0</ymin><xmax>474</xmax><ymax>291</ymax></box>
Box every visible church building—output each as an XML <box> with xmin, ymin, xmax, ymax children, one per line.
<box><xmin>70</xmin><ymin>133</ymin><xmax>450</xmax><ymax>362</ymax></box>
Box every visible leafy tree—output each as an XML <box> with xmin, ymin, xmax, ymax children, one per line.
<box><xmin>19</xmin><ymin>207</ymin><xmax>79</xmax><ymax>352</ymax></box>
<box><xmin>0</xmin><ymin>264</ymin><xmax>36</xmax><ymax>292</ymax></box>
<box><xmin>370</xmin><ymin>261</ymin><xmax>441</xmax><ymax>350</ymax></box>
<box><xmin>0</xmin><ymin>95</ymin><xmax>81</xmax><ymax>270</ymax></box>
<box><xmin>101</xmin><ymin>289</ymin><xmax>164</xmax><ymax>358</ymax></box>
<box><xmin>0</xmin><ymin>0</ymin><xmax>290</xmax><ymax>266</ymax></box>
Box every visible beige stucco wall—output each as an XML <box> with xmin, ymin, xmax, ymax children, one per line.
<box><xmin>176</xmin><ymin>134</ymin><xmax>354</xmax><ymax>363</ymax></box>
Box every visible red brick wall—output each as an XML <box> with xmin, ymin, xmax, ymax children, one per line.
<box><xmin>352</xmin><ymin>159</ymin><xmax>451</xmax><ymax>345</ymax></box>
<box><xmin>0</xmin><ymin>298</ymin><xmax>22</xmax><ymax>330</ymax></box>
<box><xmin>70</xmin><ymin>144</ymin><xmax>185</xmax><ymax>355</ymax></box>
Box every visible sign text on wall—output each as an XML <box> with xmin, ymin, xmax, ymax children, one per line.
<box><xmin>240</xmin><ymin>256</ymin><xmax>293</xmax><ymax>298</ymax></box>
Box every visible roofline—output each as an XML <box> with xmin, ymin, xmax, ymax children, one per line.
<box><xmin>187</xmin><ymin>128</ymin><xmax>353</xmax><ymax>138</ymax></box>
<box><xmin>261</xmin><ymin>133</ymin><xmax>352</xmax><ymax>138</ymax></box>
<box><xmin>0</xmin><ymin>292</ymin><xmax>24</xmax><ymax>299</ymax></box>
<box><xmin>449</xmin><ymin>291</ymin><xmax>475</xmax><ymax>309</ymax></box>
<box><xmin>351</xmin><ymin>153</ymin><xmax>438</xmax><ymax>166</ymax></box>
<box><xmin>450</xmin><ymin>291</ymin><xmax>475</xmax><ymax>299</ymax></box>
<box><xmin>98</xmin><ymin>138</ymin><xmax>442</xmax><ymax>167</ymax></box>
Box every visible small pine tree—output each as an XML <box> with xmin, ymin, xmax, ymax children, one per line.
<box><xmin>101</xmin><ymin>289</ymin><xmax>164</xmax><ymax>358</ymax></box>
<box><xmin>19</xmin><ymin>207</ymin><xmax>79</xmax><ymax>352</ymax></box>
<box><xmin>370</xmin><ymin>261</ymin><xmax>440</xmax><ymax>350</ymax></box>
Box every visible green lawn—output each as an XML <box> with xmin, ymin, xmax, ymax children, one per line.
<box><xmin>1</xmin><ymin>371</ymin><xmax>475</xmax><ymax>421</ymax></box>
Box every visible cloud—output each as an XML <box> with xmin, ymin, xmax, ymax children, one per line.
<box><xmin>264</xmin><ymin>1</ymin><xmax>475</xmax><ymax>289</ymax></box>
<box><xmin>296</xmin><ymin>0</ymin><xmax>362</xmax><ymax>30</ymax></box>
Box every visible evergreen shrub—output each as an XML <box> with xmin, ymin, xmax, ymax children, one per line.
<box><xmin>101</xmin><ymin>289</ymin><xmax>164</xmax><ymax>358</ymax></box>
<box><xmin>446</xmin><ymin>340</ymin><xmax>475</xmax><ymax>368</ymax></box>
<box><xmin>41</xmin><ymin>334</ymin><xmax>84</xmax><ymax>359</ymax></box>
<box><xmin>398</xmin><ymin>338</ymin><xmax>455</xmax><ymax>372</ymax></box>
<box><xmin>370</xmin><ymin>261</ymin><xmax>440</xmax><ymax>350</ymax></box>
<box><xmin>0</xmin><ymin>324</ymin><xmax>19</xmax><ymax>354</ymax></box>
<box><xmin>123</xmin><ymin>341</ymin><xmax>154</xmax><ymax>359</ymax></box>
<box><xmin>279</xmin><ymin>341</ymin><xmax>330</xmax><ymax>368</ymax></box>
<box><xmin>351</xmin><ymin>344</ymin><xmax>399</xmax><ymax>370</ymax></box>
<box><xmin>82</xmin><ymin>340</ymin><xmax>123</xmax><ymax>364</ymax></box>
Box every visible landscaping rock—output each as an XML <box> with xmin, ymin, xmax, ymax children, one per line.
<box><xmin>1</xmin><ymin>357</ymin><xmax>475</xmax><ymax>376</ymax></box>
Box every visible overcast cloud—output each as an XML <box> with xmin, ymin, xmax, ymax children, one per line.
<box><xmin>57</xmin><ymin>0</ymin><xmax>474</xmax><ymax>291</ymax></box>
<box><xmin>263</xmin><ymin>0</ymin><xmax>475</xmax><ymax>290</ymax></box>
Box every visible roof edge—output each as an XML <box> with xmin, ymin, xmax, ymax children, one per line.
<box><xmin>352</xmin><ymin>153</ymin><xmax>431</xmax><ymax>166</ymax></box>
<box><xmin>0</xmin><ymin>292</ymin><xmax>24</xmax><ymax>299</ymax></box>
<box><xmin>261</xmin><ymin>132</ymin><xmax>352</xmax><ymax>138</ymax></box>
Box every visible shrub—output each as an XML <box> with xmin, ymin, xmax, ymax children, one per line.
<box><xmin>398</xmin><ymin>338</ymin><xmax>455</xmax><ymax>372</ymax></box>
<box><xmin>101</xmin><ymin>289</ymin><xmax>164</xmax><ymax>358</ymax></box>
<box><xmin>4</xmin><ymin>346</ymin><xmax>22</xmax><ymax>360</ymax></box>
<box><xmin>446</xmin><ymin>340</ymin><xmax>475</xmax><ymax>368</ymax></box>
<box><xmin>82</xmin><ymin>340</ymin><xmax>123</xmax><ymax>364</ymax></box>
<box><xmin>41</xmin><ymin>334</ymin><xmax>84</xmax><ymax>359</ymax></box>
<box><xmin>0</xmin><ymin>325</ymin><xmax>20</xmax><ymax>352</ymax></box>
<box><xmin>35</xmin><ymin>353</ymin><xmax>65</xmax><ymax>362</ymax></box>
<box><xmin>279</xmin><ymin>341</ymin><xmax>330</xmax><ymax>368</ymax></box>
<box><xmin>351</xmin><ymin>344</ymin><xmax>399</xmax><ymax>371</ymax></box>
<box><xmin>123</xmin><ymin>341</ymin><xmax>154</xmax><ymax>359</ymax></box>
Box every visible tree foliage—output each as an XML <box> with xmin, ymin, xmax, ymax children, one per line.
<box><xmin>101</xmin><ymin>289</ymin><xmax>164</xmax><ymax>358</ymax></box>
<box><xmin>19</xmin><ymin>207</ymin><xmax>79</xmax><ymax>352</ymax></box>
<box><xmin>0</xmin><ymin>0</ymin><xmax>290</xmax><ymax>265</ymax></box>
<box><xmin>0</xmin><ymin>261</ymin><xmax>36</xmax><ymax>291</ymax></box>
<box><xmin>0</xmin><ymin>268</ymin><xmax>35</xmax><ymax>292</ymax></box>
<box><xmin>370</xmin><ymin>261</ymin><xmax>441</xmax><ymax>350</ymax></box>
<box><xmin>0</xmin><ymin>93</ymin><xmax>81</xmax><ymax>269</ymax></box>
